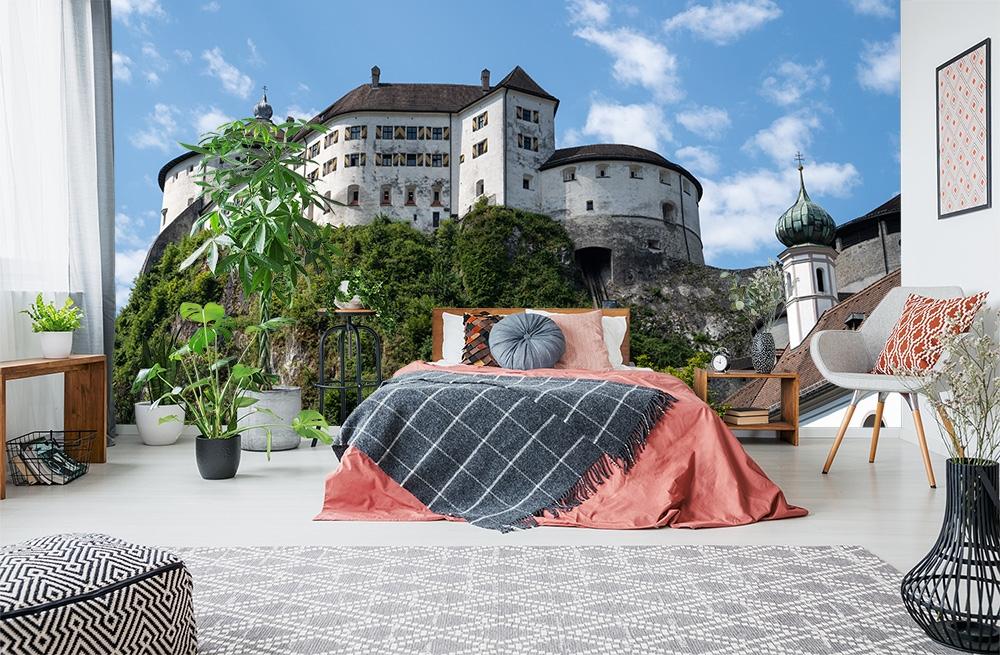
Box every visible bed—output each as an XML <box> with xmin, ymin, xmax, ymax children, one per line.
<box><xmin>316</xmin><ymin>308</ymin><xmax>806</xmax><ymax>530</ymax></box>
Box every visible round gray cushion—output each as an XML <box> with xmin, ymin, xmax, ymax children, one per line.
<box><xmin>488</xmin><ymin>313</ymin><xmax>565</xmax><ymax>370</ymax></box>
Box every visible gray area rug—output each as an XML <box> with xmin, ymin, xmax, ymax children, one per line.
<box><xmin>175</xmin><ymin>544</ymin><xmax>950</xmax><ymax>655</ymax></box>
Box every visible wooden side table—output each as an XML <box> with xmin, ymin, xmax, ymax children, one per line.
<box><xmin>693</xmin><ymin>369</ymin><xmax>799</xmax><ymax>446</ymax></box>
<box><xmin>0</xmin><ymin>354</ymin><xmax>107</xmax><ymax>499</ymax></box>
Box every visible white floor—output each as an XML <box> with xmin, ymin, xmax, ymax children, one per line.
<box><xmin>0</xmin><ymin>434</ymin><xmax>946</xmax><ymax>571</ymax></box>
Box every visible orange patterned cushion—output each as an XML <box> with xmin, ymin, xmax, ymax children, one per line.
<box><xmin>873</xmin><ymin>292</ymin><xmax>988</xmax><ymax>374</ymax></box>
<box><xmin>462</xmin><ymin>312</ymin><xmax>501</xmax><ymax>367</ymax></box>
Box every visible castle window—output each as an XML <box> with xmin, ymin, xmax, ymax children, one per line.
<box><xmin>460</xmin><ymin>154</ymin><xmax>465</xmax><ymax>164</ymax></box>
<box><xmin>323</xmin><ymin>158</ymin><xmax>337</xmax><ymax>175</ymax></box>
<box><xmin>405</xmin><ymin>185</ymin><xmax>416</xmax><ymax>206</ymax></box>
<box><xmin>647</xmin><ymin>239</ymin><xmax>662</xmax><ymax>251</ymax></box>
<box><xmin>785</xmin><ymin>273</ymin><xmax>793</xmax><ymax>296</ymax></box>
<box><xmin>629</xmin><ymin>165</ymin><xmax>643</xmax><ymax>179</ymax></box>
<box><xmin>683</xmin><ymin>179</ymin><xmax>693</xmax><ymax>195</ymax></box>
<box><xmin>816</xmin><ymin>268</ymin><xmax>826</xmax><ymax>293</ymax></box>
<box><xmin>332</xmin><ymin>129</ymin><xmax>339</xmax><ymax>143</ymax></box>
<box><xmin>324</xmin><ymin>133</ymin><xmax>335</xmax><ymax>147</ymax></box>
<box><xmin>345</xmin><ymin>153</ymin><xmax>364</xmax><ymax>167</ymax></box>
<box><xmin>380</xmin><ymin>185</ymin><xmax>392</xmax><ymax>206</ymax></box>
<box><xmin>187</xmin><ymin>165</ymin><xmax>194</xmax><ymax>173</ymax></box>
<box><xmin>431</xmin><ymin>127</ymin><xmax>443</xmax><ymax>140</ymax></box>
<box><xmin>472</xmin><ymin>139</ymin><xmax>488</xmax><ymax>158</ymax></box>
<box><xmin>659</xmin><ymin>170</ymin><xmax>671</xmax><ymax>185</ymax></box>
<box><xmin>662</xmin><ymin>202</ymin><xmax>676</xmax><ymax>223</ymax></box>
<box><xmin>346</xmin><ymin>126</ymin><xmax>362</xmax><ymax>140</ymax></box>
<box><xmin>432</xmin><ymin>211</ymin><xmax>440</xmax><ymax>228</ymax></box>
<box><xmin>596</xmin><ymin>165</ymin><xmax>609</xmax><ymax>178</ymax></box>
<box><xmin>472</xmin><ymin>111</ymin><xmax>488</xmax><ymax>131</ymax></box>
<box><xmin>517</xmin><ymin>134</ymin><xmax>538</xmax><ymax>151</ymax></box>
<box><xmin>406</xmin><ymin>153</ymin><xmax>418</xmax><ymax>167</ymax></box>
<box><xmin>309</xmin><ymin>143</ymin><xmax>320</xmax><ymax>158</ymax></box>
<box><xmin>307</xmin><ymin>169</ymin><xmax>319</xmax><ymax>182</ymax></box>
<box><xmin>376</xmin><ymin>153</ymin><xmax>391</xmax><ymax>166</ymax></box>
<box><xmin>563</xmin><ymin>167</ymin><xmax>576</xmax><ymax>182</ymax></box>
<box><xmin>187</xmin><ymin>197</ymin><xmax>193</xmax><ymax>206</ymax></box>
<box><xmin>522</xmin><ymin>175</ymin><xmax>532</xmax><ymax>190</ymax></box>
<box><xmin>406</xmin><ymin>126</ymin><xmax>418</xmax><ymax>140</ymax></box>
<box><xmin>586</xmin><ymin>200</ymin><xmax>594</xmax><ymax>211</ymax></box>
<box><xmin>380</xmin><ymin>125</ymin><xmax>393</xmax><ymax>140</ymax></box>
<box><xmin>348</xmin><ymin>185</ymin><xmax>360</xmax><ymax>206</ymax></box>
<box><xmin>431</xmin><ymin>153</ymin><xmax>443</xmax><ymax>167</ymax></box>
<box><xmin>161</xmin><ymin>208</ymin><xmax>168</xmax><ymax>225</ymax></box>
<box><xmin>516</xmin><ymin>106</ymin><xmax>539</xmax><ymax>123</ymax></box>
<box><xmin>432</xmin><ymin>184</ymin><xmax>442</xmax><ymax>206</ymax></box>
<box><xmin>475</xmin><ymin>179</ymin><xmax>484</xmax><ymax>196</ymax></box>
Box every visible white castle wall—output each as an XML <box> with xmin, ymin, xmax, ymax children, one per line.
<box><xmin>159</xmin><ymin>158</ymin><xmax>202</xmax><ymax>230</ymax></box>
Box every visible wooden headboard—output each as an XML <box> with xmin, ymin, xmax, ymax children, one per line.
<box><xmin>432</xmin><ymin>307</ymin><xmax>631</xmax><ymax>362</ymax></box>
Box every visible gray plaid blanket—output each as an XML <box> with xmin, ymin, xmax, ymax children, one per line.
<box><xmin>340</xmin><ymin>371</ymin><xmax>675</xmax><ymax>532</ymax></box>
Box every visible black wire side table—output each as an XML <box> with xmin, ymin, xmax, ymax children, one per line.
<box><xmin>311</xmin><ymin>308</ymin><xmax>383</xmax><ymax>450</ymax></box>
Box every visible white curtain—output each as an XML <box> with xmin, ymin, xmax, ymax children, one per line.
<box><xmin>0</xmin><ymin>0</ymin><xmax>115</xmax><ymax>438</ymax></box>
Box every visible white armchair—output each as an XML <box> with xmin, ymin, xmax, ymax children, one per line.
<box><xmin>810</xmin><ymin>285</ymin><xmax>963</xmax><ymax>488</ymax></box>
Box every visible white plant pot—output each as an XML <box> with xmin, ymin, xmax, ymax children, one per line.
<box><xmin>39</xmin><ymin>331</ymin><xmax>73</xmax><ymax>359</ymax></box>
<box><xmin>333</xmin><ymin>280</ymin><xmax>364</xmax><ymax>310</ymax></box>
<box><xmin>238</xmin><ymin>386</ymin><xmax>302</xmax><ymax>452</ymax></box>
<box><xmin>134</xmin><ymin>402</ymin><xmax>185</xmax><ymax>446</ymax></box>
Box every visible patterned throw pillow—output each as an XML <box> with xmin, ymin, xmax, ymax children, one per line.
<box><xmin>873</xmin><ymin>292</ymin><xmax>988</xmax><ymax>374</ymax></box>
<box><xmin>462</xmin><ymin>312</ymin><xmax>501</xmax><ymax>367</ymax></box>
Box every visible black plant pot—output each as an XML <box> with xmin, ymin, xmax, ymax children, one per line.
<box><xmin>195</xmin><ymin>435</ymin><xmax>241</xmax><ymax>480</ymax></box>
<box><xmin>750</xmin><ymin>332</ymin><xmax>776</xmax><ymax>373</ymax></box>
<box><xmin>902</xmin><ymin>459</ymin><xmax>1000</xmax><ymax>653</ymax></box>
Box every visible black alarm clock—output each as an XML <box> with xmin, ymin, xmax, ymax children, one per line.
<box><xmin>711</xmin><ymin>352</ymin><xmax>730</xmax><ymax>372</ymax></box>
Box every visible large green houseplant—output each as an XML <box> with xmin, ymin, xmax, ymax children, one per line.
<box><xmin>133</xmin><ymin>302</ymin><xmax>331</xmax><ymax>479</ymax></box>
<box><xmin>180</xmin><ymin>116</ymin><xmax>336</xmax><ymax>452</ymax></box>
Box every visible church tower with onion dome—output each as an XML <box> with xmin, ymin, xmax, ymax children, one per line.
<box><xmin>776</xmin><ymin>154</ymin><xmax>840</xmax><ymax>348</ymax></box>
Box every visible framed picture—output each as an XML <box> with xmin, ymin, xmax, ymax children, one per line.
<box><xmin>936</xmin><ymin>38</ymin><xmax>991</xmax><ymax>219</ymax></box>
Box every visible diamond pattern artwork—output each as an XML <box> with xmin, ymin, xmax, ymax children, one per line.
<box><xmin>873</xmin><ymin>292</ymin><xmax>988</xmax><ymax>374</ymax></box>
<box><xmin>177</xmin><ymin>544</ymin><xmax>953</xmax><ymax>655</ymax></box>
<box><xmin>937</xmin><ymin>38</ymin><xmax>991</xmax><ymax>218</ymax></box>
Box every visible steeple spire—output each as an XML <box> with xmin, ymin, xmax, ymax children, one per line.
<box><xmin>794</xmin><ymin>151</ymin><xmax>810</xmax><ymax>201</ymax></box>
<box><xmin>775</xmin><ymin>152</ymin><xmax>835</xmax><ymax>248</ymax></box>
<box><xmin>252</xmin><ymin>86</ymin><xmax>273</xmax><ymax>121</ymax></box>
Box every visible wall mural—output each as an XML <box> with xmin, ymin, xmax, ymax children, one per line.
<box><xmin>936</xmin><ymin>37</ymin><xmax>991</xmax><ymax>219</ymax></box>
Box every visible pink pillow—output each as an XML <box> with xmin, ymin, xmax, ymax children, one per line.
<box><xmin>544</xmin><ymin>310</ymin><xmax>612</xmax><ymax>370</ymax></box>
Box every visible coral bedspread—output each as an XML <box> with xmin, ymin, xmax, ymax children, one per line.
<box><xmin>315</xmin><ymin>362</ymin><xmax>807</xmax><ymax>529</ymax></box>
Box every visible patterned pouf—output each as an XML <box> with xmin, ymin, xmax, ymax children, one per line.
<box><xmin>0</xmin><ymin>533</ymin><xmax>197</xmax><ymax>655</ymax></box>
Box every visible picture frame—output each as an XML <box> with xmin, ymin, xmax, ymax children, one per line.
<box><xmin>936</xmin><ymin>38</ymin><xmax>991</xmax><ymax>220</ymax></box>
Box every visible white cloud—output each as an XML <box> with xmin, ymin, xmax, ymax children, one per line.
<box><xmin>760</xmin><ymin>59</ymin><xmax>830</xmax><ymax>106</ymax></box>
<box><xmin>201</xmin><ymin>1</ymin><xmax>221</xmax><ymax>11</ymax></box>
<box><xmin>115</xmin><ymin>248</ymin><xmax>149</xmax><ymax>309</ymax></box>
<box><xmin>175</xmin><ymin>49</ymin><xmax>193</xmax><ymax>64</ymax></box>
<box><xmin>247</xmin><ymin>38</ymin><xmax>264</xmax><ymax>66</ymax></box>
<box><xmin>675</xmin><ymin>145</ymin><xmax>720</xmax><ymax>176</ymax></box>
<box><xmin>744</xmin><ymin>112</ymin><xmax>821</xmax><ymax>165</ymax></box>
<box><xmin>115</xmin><ymin>211</ymin><xmax>149</xmax><ymax>249</ymax></box>
<box><xmin>568</xmin><ymin>0</ymin><xmax>610</xmax><ymax>25</ymax></box>
<box><xmin>663</xmin><ymin>0</ymin><xmax>781</xmax><ymax>45</ymax></box>
<box><xmin>848</xmin><ymin>0</ymin><xmax>894</xmax><ymax>18</ymax></box>
<box><xmin>857</xmin><ymin>33</ymin><xmax>900</xmax><ymax>94</ymax></box>
<box><xmin>296</xmin><ymin>82</ymin><xmax>311</xmax><ymax>93</ymax></box>
<box><xmin>144</xmin><ymin>70</ymin><xmax>160</xmax><ymax>85</ymax></box>
<box><xmin>699</xmin><ymin>162</ymin><xmax>861</xmax><ymax>260</ymax></box>
<box><xmin>130</xmin><ymin>103</ymin><xmax>179</xmax><ymax>151</ymax></box>
<box><xmin>201</xmin><ymin>47</ymin><xmax>253</xmax><ymax>98</ymax></box>
<box><xmin>112</xmin><ymin>52</ymin><xmax>133</xmax><ymax>83</ymax></box>
<box><xmin>194</xmin><ymin>106</ymin><xmax>234</xmax><ymax>136</ymax></box>
<box><xmin>568</xmin><ymin>100</ymin><xmax>672</xmax><ymax>150</ymax></box>
<box><xmin>141</xmin><ymin>42</ymin><xmax>168</xmax><ymax>70</ymax></box>
<box><xmin>280</xmin><ymin>105</ymin><xmax>320</xmax><ymax>122</ymax></box>
<box><xmin>675</xmin><ymin>106</ymin><xmax>731</xmax><ymax>140</ymax></box>
<box><xmin>573</xmin><ymin>26</ymin><xmax>682</xmax><ymax>102</ymax></box>
<box><xmin>110</xmin><ymin>0</ymin><xmax>164</xmax><ymax>22</ymax></box>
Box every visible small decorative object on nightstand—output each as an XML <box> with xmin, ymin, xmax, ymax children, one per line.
<box><xmin>313</xmin><ymin>309</ymin><xmax>383</xmax><ymax>451</ymax></box>
<box><xmin>711</xmin><ymin>352</ymin><xmax>730</xmax><ymax>372</ymax></box>
<box><xmin>693</xmin><ymin>368</ymin><xmax>799</xmax><ymax>445</ymax></box>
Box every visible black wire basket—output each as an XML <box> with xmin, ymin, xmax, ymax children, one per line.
<box><xmin>901</xmin><ymin>459</ymin><xmax>1000</xmax><ymax>653</ymax></box>
<box><xmin>5</xmin><ymin>430</ymin><xmax>95</xmax><ymax>486</ymax></box>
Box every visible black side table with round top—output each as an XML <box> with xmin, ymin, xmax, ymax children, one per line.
<box><xmin>312</xmin><ymin>308</ymin><xmax>383</xmax><ymax>448</ymax></box>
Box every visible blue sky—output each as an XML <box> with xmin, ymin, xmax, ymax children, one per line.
<box><xmin>111</xmin><ymin>0</ymin><xmax>900</xmax><ymax>306</ymax></box>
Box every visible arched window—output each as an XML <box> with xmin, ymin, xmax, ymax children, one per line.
<box><xmin>662</xmin><ymin>202</ymin><xmax>677</xmax><ymax>223</ymax></box>
<box><xmin>562</xmin><ymin>167</ymin><xmax>576</xmax><ymax>182</ymax></box>
<box><xmin>816</xmin><ymin>268</ymin><xmax>826</xmax><ymax>293</ymax></box>
<box><xmin>475</xmin><ymin>179</ymin><xmax>485</xmax><ymax>196</ymax></box>
<box><xmin>785</xmin><ymin>272</ymin><xmax>793</xmax><ymax>296</ymax></box>
<box><xmin>348</xmin><ymin>184</ymin><xmax>360</xmax><ymax>206</ymax></box>
<box><xmin>596</xmin><ymin>165</ymin><xmax>609</xmax><ymax>178</ymax></box>
<box><xmin>380</xmin><ymin>185</ymin><xmax>392</xmax><ymax>206</ymax></box>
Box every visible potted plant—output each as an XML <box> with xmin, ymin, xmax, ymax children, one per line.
<box><xmin>720</xmin><ymin>263</ymin><xmax>785</xmax><ymax>373</ymax></box>
<box><xmin>334</xmin><ymin>268</ymin><xmax>390</xmax><ymax>314</ymax></box>
<box><xmin>20</xmin><ymin>293</ymin><xmax>84</xmax><ymax>359</ymax></box>
<box><xmin>180</xmin><ymin>117</ymin><xmax>337</xmax><ymax>453</ymax></box>
<box><xmin>134</xmin><ymin>302</ymin><xmax>332</xmax><ymax>479</ymax></box>
<box><xmin>131</xmin><ymin>328</ymin><xmax>186</xmax><ymax>446</ymax></box>
<box><xmin>900</xmin><ymin>309</ymin><xmax>1000</xmax><ymax>652</ymax></box>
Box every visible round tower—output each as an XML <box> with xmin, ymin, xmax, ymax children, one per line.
<box><xmin>777</xmin><ymin>155</ymin><xmax>839</xmax><ymax>348</ymax></box>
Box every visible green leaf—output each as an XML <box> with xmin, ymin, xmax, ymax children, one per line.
<box><xmin>179</xmin><ymin>240</ymin><xmax>211</xmax><ymax>270</ymax></box>
<box><xmin>230</xmin><ymin>363</ymin><xmax>258</xmax><ymax>380</ymax></box>
<box><xmin>202</xmin><ymin>302</ymin><xmax>225</xmax><ymax>322</ymax></box>
<box><xmin>235</xmin><ymin>395</ymin><xmax>258</xmax><ymax>408</ymax></box>
<box><xmin>179</xmin><ymin>302</ymin><xmax>205</xmax><ymax>321</ymax></box>
<box><xmin>157</xmin><ymin>414</ymin><xmax>181</xmax><ymax>425</ymax></box>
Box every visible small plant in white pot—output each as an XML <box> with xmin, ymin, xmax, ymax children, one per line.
<box><xmin>20</xmin><ymin>293</ymin><xmax>84</xmax><ymax>359</ymax></box>
<box><xmin>131</xmin><ymin>329</ymin><xmax>186</xmax><ymax>446</ymax></box>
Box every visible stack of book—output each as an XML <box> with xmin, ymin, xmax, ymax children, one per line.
<box><xmin>723</xmin><ymin>407</ymin><xmax>770</xmax><ymax>426</ymax></box>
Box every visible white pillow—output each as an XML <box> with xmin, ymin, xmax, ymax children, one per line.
<box><xmin>441</xmin><ymin>312</ymin><xmax>465</xmax><ymax>364</ymax></box>
<box><xmin>526</xmin><ymin>310</ymin><xmax>627</xmax><ymax>368</ymax></box>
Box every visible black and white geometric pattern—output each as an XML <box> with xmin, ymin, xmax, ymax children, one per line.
<box><xmin>178</xmin><ymin>544</ymin><xmax>952</xmax><ymax>654</ymax></box>
<box><xmin>343</xmin><ymin>371</ymin><xmax>673</xmax><ymax>532</ymax></box>
<box><xmin>0</xmin><ymin>534</ymin><xmax>197</xmax><ymax>655</ymax></box>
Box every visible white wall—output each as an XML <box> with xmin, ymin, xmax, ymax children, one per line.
<box><xmin>901</xmin><ymin>0</ymin><xmax>999</xmax><ymax>454</ymax></box>
<box><xmin>160</xmin><ymin>157</ymin><xmax>201</xmax><ymax>229</ymax></box>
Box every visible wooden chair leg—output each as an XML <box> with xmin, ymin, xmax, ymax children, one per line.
<box><xmin>823</xmin><ymin>390</ymin><xmax>861</xmax><ymax>474</ymax></box>
<box><xmin>868</xmin><ymin>392</ymin><xmax>887</xmax><ymax>463</ymax></box>
<box><xmin>909</xmin><ymin>402</ymin><xmax>937</xmax><ymax>489</ymax></box>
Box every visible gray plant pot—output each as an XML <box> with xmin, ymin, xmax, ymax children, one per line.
<box><xmin>750</xmin><ymin>332</ymin><xmax>776</xmax><ymax>373</ymax></box>
<box><xmin>239</xmin><ymin>386</ymin><xmax>302</xmax><ymax>452</ymax></box>
<box><xmin>195</xmin><ymin>435</ymin><xmax>241</xmax><ymax>480</ymax></box>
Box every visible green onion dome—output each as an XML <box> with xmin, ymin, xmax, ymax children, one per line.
<box><xmin>775</xmin><ymin>164</ymin><xmax>836</xmax><ymax>248</ymax></box>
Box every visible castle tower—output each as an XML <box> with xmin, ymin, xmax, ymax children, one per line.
<box><xmin>776</xmin><ymin>155</ymin><xmax>839</xmax><ymax>348</ymax></box>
